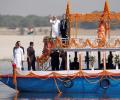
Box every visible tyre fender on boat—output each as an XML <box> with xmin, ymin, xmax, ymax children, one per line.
<box><xmin>100</xmin><ymin>78</ymin><xmax>110</xmax><ymax>89</ymax></box>
<box><xmin>63</xmin><ymin>78</ymin><xmax>73</xmax><ymax>88</ymax></box>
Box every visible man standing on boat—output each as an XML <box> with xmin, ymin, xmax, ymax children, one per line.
<box><xmin>13</xmin><ymin>41</ymin><xmax>24</xmax><ymax>70</ymax></box>
<box><xmin>49</xmin><ymin>16</ymin><xmax>60</xmax><ymax>38</ymax></box>
<box><xmin>60</xmin><ymin>14</ymin><xmax>68</xmax><ymax>41</ymax></box>
<box><xmin>50</xmin><ymin>50</ymin><xmax>60</xmax><ymax>70</ymax></box>
<box><xmin>70</xmin><ymin>57</ymin><xmax>79</xmax><ymax>70</ymax></box>
<box><xmin>27</xmin><ymin>42</ymin><xmax>36</xmax><ymax>71</ymax></box>
<box><xmin>17</xmin><ymin>41</ymin><xmax>25</xmax><ymax>70</ymax></box>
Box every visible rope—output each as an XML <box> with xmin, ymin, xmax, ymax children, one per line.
<box><xmin>84</xmin><ymin>75</ymin><xmax>104</xmax><ymax>84</ymax></box>
<box><xmin>16</xmin><ymin>69</ymin><xmax>120</xmax><ymax>85</ymax></box>
<box><xmin>80</xmin><ymin>70</ymin><xmax>104</xmax><ymax>84</ymax></box>
<box><xmin>56</xmin><ymin>70</ymin><xmax>103</xmax><ymax>84</ymax></box>
<box><xmin>82</xmin><ymin>71</ymin><xmax>100</xmax><ymax>78</ymax></box>
<box><xmin>55</xmin><ymin>70</ymin><xmax>120</xmax><ymax>84</ymax></box>
<box><xmin>53</xmin><ymin>78</ymin><xmax>62</xmax><ymax>94</ymax></box>
<box><xmin>108</xmin><ymin>74</ymin><xmax>120</xmax><ymax>81</ymax></box>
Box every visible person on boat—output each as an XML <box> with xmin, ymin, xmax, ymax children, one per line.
<box><xmin>13</xmin><ymin>41</ymin><xmax>24</xmax><ymax>70</ymax></box>
<box><xmin>70</xmin><ymin>57</ymin><xmax>79</xmax><ymax>70</ymax></box>
<box><xmin>16</xmin><ymin>41</ymin><xmax>25</xmax><ymax>70</ymax></box>
<box><xmin>85</xmin><ymin>54</ymin><xmax>89</xmax><ymax>69</ymax></box>
<box><xmin>50</xmin><ymin>50</ymin><xmax>60</xmax><ymax>70</ymax></box>
<box><xmin>27</xmin><ymin>42</ymin><xmax>36</xmax><ymax>71</ymax></box>
<box><xmin>108</xmin><ymin>51</ymin><xmax>114</xmax><ymax>69</ymax></box>
<box><xmin>60</xmin><ymin>50</ymin><xmax>67</xmax><ymax>70</ymax></box>
<box><xmin>60</xmin><ymin>14</ymin><xmax>68</xmax><ymax>42</ymax></box>
<box><xmin>49</xmin><ymin>16</ymin><xmax>60</xmax><ymax>38</ymax></box>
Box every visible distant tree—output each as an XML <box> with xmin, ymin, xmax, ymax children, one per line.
<box><xmin>0</xmin><ymin>14</ymin><xmax>119</xmax><ymax>30</ymax></box>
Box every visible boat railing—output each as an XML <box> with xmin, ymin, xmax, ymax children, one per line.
<box><xmin>37</xmin><ymin>37</ymin><xmax>120</xmax><ymax>71</ymax></box>
<box><xmin>37</xmin><ymin>56</ymin><xmax>51</xmax><ymax>71</ymax></box>
<box><xmin>51</xmin><ymin>37</ymin><xmax>120</xmax><ymax>49</ymax></box>
<box><xmin>37</xmin><ymin>49</ymin><xmax>120</xmax><ymax>71</ymax></box>
<box><xmin>51</xmin><ymin>47</ymin><xmax>120</xmax><ymax>71</ymax></box>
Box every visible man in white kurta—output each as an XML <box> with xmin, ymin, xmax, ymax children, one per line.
<box><xmin>50</xmin><ymin>16</ymin><xmax>60</xmax><ymax>38</ymax></box>
<box><xmin>13</xmin><ymin>43</ymin><xmax>24</xmax><ymax>70</ymax></box>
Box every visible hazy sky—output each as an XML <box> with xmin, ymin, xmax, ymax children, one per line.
<box><xmin>0</xmin><ymin>0</ymin><xmax>119</xmax><ymax>16</ymax></box>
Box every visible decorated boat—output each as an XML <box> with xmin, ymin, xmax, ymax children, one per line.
<box><xmin>1</xmin><ymin>0</ymin><xmax>120</xmax><ymax>94</ymax></box>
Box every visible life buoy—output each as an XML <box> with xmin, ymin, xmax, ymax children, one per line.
<box><xmin>100</xmin><ymin>78</ymin><xmax>110</xmax><ymax>89</ymax></box>
<box><xmin>63</xmin><ymin>78</ymin><xmax>73</xmax><ymax>88</ymax></box>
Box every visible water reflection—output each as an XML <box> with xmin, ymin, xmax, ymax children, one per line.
<box><xmin>10</xmin><ymin>92</ymin><xmax>120</xmax><ymax>100</ymax></box>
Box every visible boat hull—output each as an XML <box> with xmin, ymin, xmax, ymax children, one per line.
<box><xmin>1</xmin><ymin>76</ymin><xmax>120</xmax><ymax>93</ymax></box>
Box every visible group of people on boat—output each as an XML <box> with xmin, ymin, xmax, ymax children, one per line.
<box><xmin>50</xmin><ymin>50</ymin><xmax>66</xmax><ymax>70</ymax></box>
<box><xmin>12</xmin><ymin>14</ymin><xmax>120</xmax><ymax>71</ymax></box>
<box><xmin>12</xmin><ymin>14</ymin><xmax>69</xmax><ymax>71</ymax></box>
<box><xmin>13</xmin><ymin>41</ymin><xmax>36</xmax><ymax>71</ymax></box>
<box><xmin>12</xmin><ymin>40</ymin><xmax>80</xmax><ymax>71</ymax></box>
<box><xmin>49</xmin><ymin>14</ymin><xmax>69</xmax><ymax>39</ymax></box>
<box><xmin>12</xmin><ymin>40</ymin><xmax>119</xmax><ymax>71</ymax></box>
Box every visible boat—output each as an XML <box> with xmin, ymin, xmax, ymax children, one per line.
<box><xmin>1</xmin><ymin>0</ymin><xmax>120</xmax><ymax>94</ymax></box>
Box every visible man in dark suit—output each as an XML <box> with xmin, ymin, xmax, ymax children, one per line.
<box><xmin>60</xmin><ymin>14</ymin><xmax>68</xmax><ymax>41</ymax></box>
<box><xmin>50</xmin><ymin>50</ymin><xmax>60</xmax><ymax>70</ymax></box>
<box><xmin>27</xmin><ymin>42</ymin><xmax>36</xmax><ymax>71</ymax></box>
<box><xmin>70</xmin><ymin>57</ymin><xmax>79</xmax><ymax>70</ymax></box>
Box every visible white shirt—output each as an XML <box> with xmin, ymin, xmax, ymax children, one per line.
<box><xmin>50</xmin><ymin>19</ymin><xmax>60</xmax><ymax>38</ymax></box>
<box><xmin>13</xmin><ymin>47</ymin><xmax>24</xmax><ymax>70</ymax></box>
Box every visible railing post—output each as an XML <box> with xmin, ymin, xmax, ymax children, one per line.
<box><xmin>86</xmin><ymin>51</ymin><xmax>89</xmax><ymax>69</ymax></box>
<box><xmin>103</xmin><ymin>51</ymin><xmax>106</xmax><ymax>70</ymax></box>
<box><xmin>79</xmin><ymin>53</ymin><xmax>82</xmax><ymax>70</ymax></box>
<box><xmin>98</xmin><ymin>51</ymin><xmax>101</xmax><ymax>69</ymax></box>
<box><xmin>67</xmin><ymin>52</ymin><xmax>70</xmax><ymax>70</ymax></box>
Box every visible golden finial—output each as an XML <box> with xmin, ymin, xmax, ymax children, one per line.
<box><xmin>66</xmin><ymin>0</ymin><xmax>70</xmax><ymax>17</ymax></box>
<box><xmin>102</xmin><ymin>0</ymin><xmax>110</xmax><ymax>19</ymax></box>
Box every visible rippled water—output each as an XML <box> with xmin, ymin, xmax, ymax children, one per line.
<box><xmin>4</xmin><ymin>92</ymin><xmax>120</xmax><ymax>100</ymax></box>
